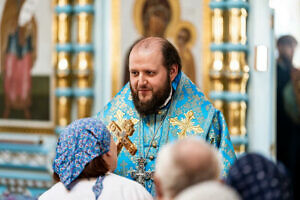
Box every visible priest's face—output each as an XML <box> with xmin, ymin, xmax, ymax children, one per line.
<box><xmin>129</xmin><ymin>44</ymin><xmax>172</xmax><ymax>116</ymax></box>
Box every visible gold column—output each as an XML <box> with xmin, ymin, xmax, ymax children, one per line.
<box><xmin>74</xmin><ymin>0</ymin><xmax>94</xmax><ymax>118</ymax></box>
<box><xmin>111</xmin><ymin>0</ymin><xmax>121</xmax><ymax>97</ymax></box>
<box><xmin>210</xmin><ymin>8</ymin><xmax>225</xmax><ymax>114</ymax></box>
<box><xmin>225</xmin><ymin>8</ymin><xmax>249</xmax><ymax>153</ymax></box>
<box><xmin>54</xmin><ymin>0</ymin><xmax>72</xmax><ymax>127</ymax></box>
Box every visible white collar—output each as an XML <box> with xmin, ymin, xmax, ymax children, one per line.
<box><xmin>160</xmin><ymin>88</ymin><xmax>173</xmax><ymax>109</ymax></box>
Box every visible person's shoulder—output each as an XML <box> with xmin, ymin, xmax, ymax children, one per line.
<box><xmin>97</xmin><ymin>84</ymin><xmax>133</xmax><ymax>118</ymax></box>
<box><xmin>110</xmin><ymin>173</ymin><xmax>151</xmax><ymax>193</ymax></box>
<box><xmin>104</xmin><ymin>173</ymin><xmax>153</xmax><ymax>199</ymax></box>
<box><xmin>38</xmin><ymin>182</ymin><xmax>66</xmax><ymax>200</ymax></box>
<box><xmin>110</xmin><ymin>84</ymin><xmax>131</xmax><ymax>103</ymax></box>
<box><xmin>178</xmin><ymin>73</ymin><xmax>212</xmax><ymax>103</ymax></box>
<box><xmin>106</xmin><ymin>173</ymin><xmax>139</xmax><ymax>186</ymax></box>
<box><xmin>173</xmin><ymin>73</ymin><xmax>216</xmax><ymax>132</ymax></box>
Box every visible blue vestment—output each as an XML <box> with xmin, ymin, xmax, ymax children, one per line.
<box><xmin>97</xmin><ymin>72</ymin><xmax>236</xmax><ymax>195</ymax></box>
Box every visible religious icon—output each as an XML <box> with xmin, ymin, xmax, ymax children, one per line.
<box><xmin>0</xmin><ymin>0</ymin><xmax>37</xmax><ymax>119</ymax></box>
<box><xmin>175</xmin><ymin>26</ymin><xmax>196</xmax><ymax>83</ymax></box>
<box><xmin>0</xmin><ymin>0</ymin><xmax>53</xmax><ymax>132</ymax></box>
<box><xmin>142</xmin><ymin>0</ymin><xmax>171</xmax><ymax>37</ymax></box>
<box><xmin>122</xmin><ymin>0</ymin><xmax>173</xmax><ymax>85</ymax></box>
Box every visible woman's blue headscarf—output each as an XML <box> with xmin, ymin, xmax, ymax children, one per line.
<box><xmin>53</xmin><ymin>117</ymin><xmax>111</xmax><ymax>199</ymax></box>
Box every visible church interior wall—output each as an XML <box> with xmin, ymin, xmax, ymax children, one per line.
<box><xmin>180</xmin><ymin>0</ymin><xmax>203</xmax><ymax>89</ymax></box>
<box><xmin>272</xmin><ymin>0</ymin><xmax>300</xmax><ymax>67</ymax></box>
<box><xmin>93</xmin><ymin>0</ymin><xmax>112</xmax><ymax>112</ymax></box>
<box><xmin>2</xmin><ymin>0</ymin><xmax>297</xmax><ymax>197</ymax></box>
<box><xmin>247</xmin><ymin>0</ymin><xmax>275</xmax><ymax>158</ymax></box>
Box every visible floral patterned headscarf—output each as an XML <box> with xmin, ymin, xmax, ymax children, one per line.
<box><xmin>53</xmin><ymin>117</ymin><xmax>111</xmax><ymax>199</ymax></box>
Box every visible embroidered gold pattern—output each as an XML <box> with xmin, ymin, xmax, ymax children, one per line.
<box><xmin>170</xmin><ymin>111</ymin><xmax>204</xmax><ymax>139</ymax></box>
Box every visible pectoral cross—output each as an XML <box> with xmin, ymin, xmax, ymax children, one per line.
<box><xmin>108</xmin><ymin>120</ymin><xmax>137</xmax><ymax>155</ymax></box>
<box><xmin>130</xmin><ymin>157</ymin><xmax>154</xmax><ymax>186</ymax></box>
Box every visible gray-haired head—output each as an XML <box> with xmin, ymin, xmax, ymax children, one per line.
<box><xmin>154</xmin><ymin>137</ymin><xmax>221</xmax><ymax>199</ymax></box>
<box><xmin>175</xmin><ymin>181</ymin><xmax>241</xmax><ymax>200</ymax></box>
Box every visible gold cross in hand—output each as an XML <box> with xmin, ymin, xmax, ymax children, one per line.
<box><xmin>108</xmin><ymin>119</ymin><xmax>137</xmax><ymax>155</ymax></box>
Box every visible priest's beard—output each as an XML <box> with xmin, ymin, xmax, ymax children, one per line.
<box><xmin>130</xmin><ymin>75</ymin><xmax>171</xmax><ymax>116</ymax></box>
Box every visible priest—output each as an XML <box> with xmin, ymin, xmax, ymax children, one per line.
<box><xmin>97</xmin><ymin>37</ymin><xmax>235</xmax><ymax>195</ymax></box>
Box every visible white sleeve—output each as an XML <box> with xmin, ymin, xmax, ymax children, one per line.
<box><xmin>99</xmin><ymin>174</ymin><xmax>153</xmax><ymax>200</ymax></box>
<box><xmin>123</xmin><ymin>181</ymin><xmax>153</xmax><ymax>200</ymax></box>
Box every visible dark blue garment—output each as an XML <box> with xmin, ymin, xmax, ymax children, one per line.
<box><xmin>226</xmin><ymin>153</ymin><xmax>293</xmax><ymax>200</ymax></box>
<box><xmin>276</xmin><ymin>59</ymin><xmax>300</xmax><ymax>199</ymax></box>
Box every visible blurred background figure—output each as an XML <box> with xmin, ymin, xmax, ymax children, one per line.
<box><xmin>175</xmin><ymin>181</ymin><xmax>241</xmax><ymax>200</ymax></box>
<box><xmin>276</xmin><ymin>35</ymin><xmax>299</xmax><ymax>199</ymax></box>
<box><xmin>154</xmin><ymin>137</ymin><xmax>221</xmax><ymax>200</ymax></box>
<box><xmin>226</xmin><ymin>153</ymin><xmax>293</xmax><ymax>200</ymax></box>
<box><xmin>0</xmin><ymin>0</ymin><xmax>37</xmax><ymax>119</ymax></box>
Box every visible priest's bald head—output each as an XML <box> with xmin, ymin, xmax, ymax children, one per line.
<box><xmin>154</xmin><ymin>137</ymin><xmax>221</xmax><ymax>200</ymax></box>
<box><xmin>128</xmin><ymin>37</ymin><xmax>181</xmax><ymax>116</ymax></box>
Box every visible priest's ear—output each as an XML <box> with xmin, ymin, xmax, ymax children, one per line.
<box><xmin>154</xmin><ymin>175</ymin><xmax>163</xmax><ymax>200</ymax></box>
<box><xmin>169</xmin><ymin>64</ymin><xmax>178</xmax><ymax>82</ymax></box>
